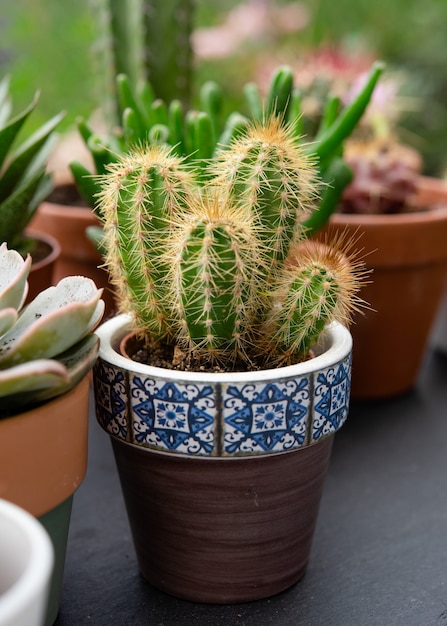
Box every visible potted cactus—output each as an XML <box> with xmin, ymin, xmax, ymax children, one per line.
<box><xmin>91</xmin><ymin>62</ymin><xmax>382</xmax><ymax>604</ymax></box>
<box><xmin>0</xmin><ymin>76</ymin><xmax>65</xmax><ymax>301</ymax></box>
<box><xmin>0</xmin><ymin>243</ymin><xmax>104</xmax><ymax>625</ymax></box>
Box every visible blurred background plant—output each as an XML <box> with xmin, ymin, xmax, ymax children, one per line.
<box><xmin>2</xmin><ymin>0</ymin><xmax>447</xmax><ymax>176</ymax></box>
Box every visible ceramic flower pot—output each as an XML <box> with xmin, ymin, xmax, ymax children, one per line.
<box><xmin>0</xmin><ymin>498</ymin><xmax>54</xmax><ymax>626</ymax></box>
<box><xmin>0</xmin><ymin>376</ymin><xmax>90</xmax><ymax>625</ymax></box>
<box><xmin>93</xmin><ymin>314</ymin><xmax>352</xmax><ymax>603</ymax></box>
<box><xmin>322</xmin><ymin>176</ymin><xmax>447</xmax><ymax>399</ymax></box>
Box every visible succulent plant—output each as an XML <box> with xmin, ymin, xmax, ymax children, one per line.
<box><xmin>97</xmin><ymin>114</ymin><xmax>369</xmax><ymax>368</ymax></box>
<box><xmin>0</xmin><ymin>76</ymin><xmax>65</xmax><ymax>255</ymax></box>
<box><xmin>70</xmin><ymin>62</ymin><xmax>384</xmax><ymax>227</ymax></box>
<box><xmin>0</xmin><ymin>243</ymin><xmax>104</xmax><ymax>416</ymax></box>
<box><xmin>338</xmin><ymin>137</ymin><xmax>422</xmax><ymax>214</ymax></box>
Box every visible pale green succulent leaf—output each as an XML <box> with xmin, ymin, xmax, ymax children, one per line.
<box><xmin>0</xmin><ymin>78</ymin><xmax>12</xmax><ymax>128</ymax></box>
<box><xmin>0</xmin><ymin>359</ymin><xmax>69</xmax><ymax>399</ymax></box>
<box><xmin>0</xmin><ymin>334</ymin><xmax>99</xmax><ymax>414</ymax></box>
<box><xmin>0</xmin><ymin>243</ymin><xmax>31</xmax><ymax>311</ymax></box>
<box><xmin>0</xmin><ymin>308</ymin><xmax>18</xmax><ymax>337</ymax></box>
<box><xmin>0</xmin><ymin>276</ymin><xmax>104</xmax><ymax>367</ymax></box>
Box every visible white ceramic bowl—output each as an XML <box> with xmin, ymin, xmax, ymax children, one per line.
<box><xmin>0</xmin><ymin>499</ymin><xmax>54</xmax><ymax>626</ymax></box>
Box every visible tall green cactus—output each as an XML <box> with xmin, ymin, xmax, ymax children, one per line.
<box><xmin>98</xmin><ymin>116</ymin><xmax>367</xmax><ymax>366</ymax></box>
<box><xmin>91</xmin><ymin>0</ymin><xmax>194</xmax><ymax>126</ymax></box>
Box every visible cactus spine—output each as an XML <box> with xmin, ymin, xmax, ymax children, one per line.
<box><xmin>98</xmin><ymin>117</ymin><xmax>367</xmax><ymax>366</ymax></box>
<box><xmin>168</xmin><ymin>195</ymin><xmax>258</xmax><ymax>359</ymax></box>
<box><xmin>99</xmin><ymin>146</ymin><xmax>196</xmax><ymax>338</ymax></box>
<box><xmin>210</xmin><ymin>118</ymin><xmax>320</xmax><ymax>275</ymax></box>
<box><xmin>266</xmin><ymin>239</ymin><xmax>367</xmax><ymax>360</ymax></box>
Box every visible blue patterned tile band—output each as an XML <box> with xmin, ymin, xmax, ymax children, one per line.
<box><xmin>93</xmin><ymin>351</ymin><xmax>351</xmax><ymax>457</ymax></box>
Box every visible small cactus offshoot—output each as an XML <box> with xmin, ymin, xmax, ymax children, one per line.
<box><xmin>98</xmin><ymin>116</ymin><xmax>368</xmax><ymax>368</ymax></box>
<box><xmin>0</xmin><ymin>243</ymin><xmax>104</xmax><ymax>416</ymax></box>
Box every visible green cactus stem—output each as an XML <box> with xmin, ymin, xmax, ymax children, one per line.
<box><xmin>96</xmin><ymin>116</ymin><xmax>370</xmax><ymax>368</ymax></box>
<box><xmin>210</xmin><ymin>117</ymin><xmax>320</xmax><ymax>274</ymax></box>
<box><xmin>266</xmin><ymin>239</ymin><xmax>368</xmax><ymax>361</ymax></box>
<box><xmin>98</xmin><ymin>145</ymin><xmax>197</xmax><ymax>339</ymax></box>
<box><xmin>168</xmin><ymin>194</ymin><xmax>258</xmax><ymax>359</ymax></box>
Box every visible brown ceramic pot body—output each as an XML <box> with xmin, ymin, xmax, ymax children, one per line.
<box><xmin>30</xmin><ymin>184</ymin><xmax>115</xmax><ymax>314</ymax></box>
<box><xmin>94</xmin><ymin>315</ymin><xmax>353</xmax><ymax>603</ymax></box>
<box><xmin>26</xmin><ymin>229</ymin><xmax>61</xmax><ymax>303</ymax></box>
<box><xmin>324</xmin><ymin>176</ymin><xmax>447</xmax><ymax>399</ymax></box>
<box><xmin>0</xmin><ymin>376</ymin><xmax>90</xmax><ymax>518</ymax></box>
<box><xmin>112</xmin><ymin>435</ymin><xmax>333</xmax><ymax>603</ymax></box>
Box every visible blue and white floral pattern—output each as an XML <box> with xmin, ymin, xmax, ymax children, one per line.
<box><xmin>94</xmin><ymin>353</ymin><xmax>352</xmax><ymax>457</ymax></box>
<box><xmin>312</xmin><ymin>355</ymin><xmax>351</xmax><ymax>442</ymax></box>
<box><xmin>93</xmin><ymin>317</ymin><xmax>352</xmax><ymax>458</ymax></box>
<box><xmin>222</xmin><ymin>378</ymin><xmax>310</xmax><ymax>455</ymax></box>
<box><xmin>93</xmin><ymin>360</ymin><xmax>128</xmax><ymax>441</ymax></box>
<box><xmin>129</xmin><ymin>375</ymin><xmax>216</xmax><ymax>454</ymax></box>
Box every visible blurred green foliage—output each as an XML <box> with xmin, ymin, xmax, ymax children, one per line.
<box><xmin>2</xmin><ymin>0</ymin><xmax>447</xmax><ymax>174</ymax></box>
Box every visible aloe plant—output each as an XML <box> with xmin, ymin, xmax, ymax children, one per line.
<box><xmin>97</xmin><ymin>114</ymin><xmax>369</xmax><ymax>367</ymax></box>
<box><xmin>71</xmin><ymin>62</ymin><xmax>384</xmax><ymax>231</ymax></box>
<box><xmin>0</xmin><ymin>76</ymin><xmax>65</xmax><ymax>255</ymax></box>
<box><xmin>0</xmin><ymin>243</ymin><xmax>104</xmax><ymax>416</ymax></box>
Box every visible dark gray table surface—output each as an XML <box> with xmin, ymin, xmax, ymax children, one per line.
<box><xmin>55</xmin><ymin>349</ymin><xmax>447</xmax><ymax>626</ymax></box>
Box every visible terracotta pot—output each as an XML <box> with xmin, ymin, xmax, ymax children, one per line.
<box><xmin>93</xmin><ymin>314</ymin><xmax>352</xmax><ymax>603</ymax></box>
<box><xmin>26</xmin><ymin>230</ymin><xmax>60</xmax><ymax>303</ymax></box>
<box><xmin>0</xmin><ymin>376</ymin><xmax>90</xmax><ymax>625</ymax></box>
<box><xmin>30</xmin><ymin>183</ymin><xmax>115</xmax><ymax>315</ymax></box>
<box><xmin>322</xmin><ymin>175</ymin><xmax>447</xmax><ymax>399</ymax></box>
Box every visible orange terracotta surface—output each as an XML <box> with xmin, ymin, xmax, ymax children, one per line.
<box><xmin>31</xmin><ymin>195</ymin><xmax>116</xmax><ymax>314</ymax></box>
<box><xmin>26</xmin><ymin>229</ymin><xmax>61</xmax><ymax>302</ymax></box>
<box><xmin>0</xmin><ymin>376</ymin><xmax>90</xmax><ymax>518</ymax></box>
<box><xmin>322</xmin><ymin>176</ymin><xmax>447</xmax><ymax>399</ymax></box>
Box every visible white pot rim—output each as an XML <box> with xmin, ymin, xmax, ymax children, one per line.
<box><xmin>0</xmin><ymin>498</ymin><xmax>54</xmax><ymax>624</ymax></box>
<box><xmin>96</xmin><ymin>314</ymin><xmax>352</xmax><ymax>384</ymax></box>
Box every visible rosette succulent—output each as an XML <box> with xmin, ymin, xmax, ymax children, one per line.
<box><xmin>0</xmin><ymin>243</ymin><xmax>104</xmax><ymax>416</ymax></box>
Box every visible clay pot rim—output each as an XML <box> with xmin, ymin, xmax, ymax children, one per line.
<box><xmin>26</xmin><ymin>229</ymin><xmax>61</xmax><ymax>271</ymax></box>
<box><xmin>96</xmin><ymin>313</ymin><xmax>352</xmax><ymax>384</ymax></box>
<box><xmin>332</xmin><ymin>175</ymin><xmax>447</xmax><ymax>228</ymax></box>
<box><xmin>38</xmin><ymin>200</ymin><xmax>97</xmax><ymax>222</ymax></box>
<box><xmin>331</xmin><ymin>203</ymin><xmax>447</xmax><ymax>228</ymax></box>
